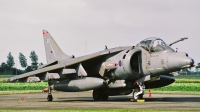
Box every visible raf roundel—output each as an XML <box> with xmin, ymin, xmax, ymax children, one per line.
<box><xmin>118</xmin><ymin>60</ymin><xmax>122</xmax><ymax>67</ymax></box>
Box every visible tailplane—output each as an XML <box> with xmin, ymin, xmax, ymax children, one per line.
<box><xmin>43</xmin><ymin>30</ymin><xmax>72</xmax><ymax>64</ymax></box>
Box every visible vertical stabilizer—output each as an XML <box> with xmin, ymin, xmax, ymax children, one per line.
<box><xmin>43</xmin><ymin>30</ymin><xmax>71</xmax><ymax>64</ymax></box>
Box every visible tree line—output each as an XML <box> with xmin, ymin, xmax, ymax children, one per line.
<box><xmin>0</xmin><ymin>51</ymin><xmax>43</xmax><ymax>75</ymax></box>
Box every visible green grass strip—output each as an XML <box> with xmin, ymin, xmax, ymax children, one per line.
<box><xmin>152</xmin><ymin>83</ymin><xmax>200</xmax><ymax>92</ymax></box>
<box><xmin>0</xmin><ymin>82</ymin><xmax>47</xmax><ymax>91</ymax></box>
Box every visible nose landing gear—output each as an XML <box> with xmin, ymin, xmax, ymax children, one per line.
<box><xmin>132</xmin><ymin>81</ymin><xmax>145</xmax><ymax>102</ymax></box>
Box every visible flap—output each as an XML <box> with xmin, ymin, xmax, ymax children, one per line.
<box><xmin>62</xmin><ymin>69</ymin><xmax>76</xmax><ymax>75</ymax></box>
<box><xmin>45</xmin><ymin>73</ymin><xmax>60</xmax><ymax>80</ymax></box>
<box><xmin>27</xmin><ymin>77</ymin><xmax>40</xmax><ymax>82</ymax></box>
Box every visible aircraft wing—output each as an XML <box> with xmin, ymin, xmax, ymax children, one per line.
<box><xmin>6</xmin><ymin>46</ymin><xmax>131</xmax><ymax>82</ymax></box>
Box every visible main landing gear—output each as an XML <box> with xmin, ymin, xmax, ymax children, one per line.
<box><xmin>47</xmin><ymin>81</ymin><xmax>53</xmax><ymax>102</ymax></box>
<box><xmin>93</xmin><ymin>89</ymin><xmax>109</xmax><ymax>101</ymax></box>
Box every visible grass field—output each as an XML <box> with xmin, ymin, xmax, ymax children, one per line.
<box><xmin>0</xmin><ymin>75</ymin><xmax>200</xmax><ymax>92</ymax></box>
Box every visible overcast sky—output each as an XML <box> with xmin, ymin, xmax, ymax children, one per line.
<box><xmin>0</xmin><ymin>0</ymin><xmax>200</xmax><ymax>69</ymax></box>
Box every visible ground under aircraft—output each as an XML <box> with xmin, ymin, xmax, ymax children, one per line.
<box><xmin>6</xmin><ymin>30</ymin><xmax>194</xmax><ymax>101</ymax></box>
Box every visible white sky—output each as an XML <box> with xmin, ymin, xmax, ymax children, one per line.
<box><xmin>0</xmin><ymin>0</ymin><xmax>200</xmax><ymax>69</ymax></box>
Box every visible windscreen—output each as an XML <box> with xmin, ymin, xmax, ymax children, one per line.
<box><xmin>151</xmin><ymin>39</ymin><xmax>168</xmax><ymax>52</ymax></box>
<box><xmin>139</xmin><ymin>38</ymin><xmax>173</xmax><ymax>52</ymax></box>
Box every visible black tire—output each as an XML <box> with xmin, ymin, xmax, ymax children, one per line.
<box><xmin>47</xmin><ymin>94</ymin><xmax>53</xmax><ymax>102</ymax></box>
<box><xmin>93</xmin><ymin>90</ymin><xmax>101</xmax><ymax>101</ymax></box>
<box><xmin>138</xmin><ymin>94</ymin><xmax>143</xmax><ymax>99</ymax></box>
<box><xmin>93</xmin><ymin>90</ymin><xmax>109</xmax><ymax>101</ymax></box>
<box><xmin>133</xmin><ymin>88</ymin><xmax>139</xmax><ymax>100</ymax></box>
<box><xmin>101</xmin><ymin>94</ymin><xmax>109</xmax><ymax>101</ymax></box>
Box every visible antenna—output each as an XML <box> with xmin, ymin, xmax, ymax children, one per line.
<box><xmin>176</xmin><ymin>48</ymin><xmax>178</xmax><ymax>52</ymax></box>
<box><xmin>105</xmin><ymin>45</ymin><xmax>108</xmax><ymax>50</ymax></box>
<box><xmin>169</xmin><ymin>37</ymin><xmax>188</xmax><ymax>46</ymax></box>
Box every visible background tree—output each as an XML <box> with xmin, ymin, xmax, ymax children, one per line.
<box><xmin>0</xmin><ymin>62</ymin><xmax>8</xmax><ymax>73</ymax></box>
<box><xmin>25</xmin><ymin>66</ymin><xmax>33</xmax><ymax>72</ymax></box>
<box><xmin>19</xmin><ymin>52</ymin><xmax>27</xmax><ymax>69</ymax></box>
<box><xmin>29</xmin><ymin>50</ymin><xmax>38</xmax><ymax>70</ymax></box>
<box><xmin>6</xmin><ymin>52</ymin><xmax>15</xmax><ymax>70</ymax></box>
<box><xmin>39</xmin><ymin>62</ymin><xmax>43</xmax><ymax>66</ymax></box>
<box><xmin>195</xmin><ymin>63</ymin><xmax>200</xmax><ymax>75</ymax></box>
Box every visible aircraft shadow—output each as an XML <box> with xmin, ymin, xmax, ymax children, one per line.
<box><xmin>39</xmin><ymin>96</ymin><xmax>200</xmax><ymax>103</ymax></box>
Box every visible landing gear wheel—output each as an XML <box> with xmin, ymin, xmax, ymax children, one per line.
<box><xmin>133</xmin><ymin>88</ymin><xmax>143</xmax><ymax>100</ymax></box>
<box><xmin>93</xmin><ymin>90</ymin><xmax>109</xmax><ymax>101</ymax></box>
<box><xmin>47</xmin><ymin>94</ymin><xmax>53</xmax><ymax>102</ymax></box>
<box><xmin>93</xmin><ymin>90</ymin><xmax>101</xmax><ymax>101</ymax></box>
<box><xmin>133</xmin><ymin>89</ymin><xmax>139</xmax><ymax>100</ymax></box>
<box><xmin>101</xmin><ymin>93</ymin><xmax>108</xmax><ymax>101</ymax></box>
<box><xmin>138</xmin><ymin>94</ymin><xmax>143</xmax><ymax>99</ymax></box>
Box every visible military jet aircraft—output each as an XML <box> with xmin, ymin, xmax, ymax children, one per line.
<box><xmin>6</xmin><ymin>30</ymin><xmax>194</xmax><ymax>101</ymax></box>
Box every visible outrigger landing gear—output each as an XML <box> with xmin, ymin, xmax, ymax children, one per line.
<box><xmin>93</xmin><ymin>89</ymin><xmax>109</xmax><ymax>101</ymax></box>
<box><xmin>47</xmin><ymin>81</ymin><xmax>53</xmax><ymax>102</ymax></box>
<box><xmin>133</xmin><ymin>81</ymin><xmax>145</xmax><ymax>100</ymax></box>
<box><xmin>47</xmin><ymin>94</ymin><xmax>53</xmax><ymax>102</ymax></box>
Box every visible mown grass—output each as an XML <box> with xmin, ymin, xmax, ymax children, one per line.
<box><xmin>0</xmin><ymin>75</ymin><xmax>200</xmax><ymax>93</ymax></box>
<box><xmin>0</xmin><ymin>75</ymin><xmax>14</xmax><ymax>82</ymax></box>
<box><xmin>0</xmin><ymin>90</ymin><xmax>41</xmax><ymax>95</ymax></box>
<box><xmin>0</xmin><ymin>82</ymin><xmax>47</xmax><ymax>91</ymax></box>
<box><xmin>174</xmin><ymin>75</ymin><xmax>200</xmax><ymax>79</ymax></box>
<box><xmin>152</xmin><ymin>83</ymin><xmax>200</xmax><ymax>91</ymax></box>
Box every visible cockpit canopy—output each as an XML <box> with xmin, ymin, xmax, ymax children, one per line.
<box><xmin>138</xmin><ymin>37</ymin><xmax>173</xmax><ymax>52</ymax></box>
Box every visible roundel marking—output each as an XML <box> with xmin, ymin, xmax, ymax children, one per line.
<box><xmin>119</xmin><ymin>60</ymin><xmax>122</xmax><ymax>67</ymax></box>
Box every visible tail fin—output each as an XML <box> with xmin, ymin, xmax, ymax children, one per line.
<box><xmin>43</xmin><ymin>30</ymin><xmax>72</xmax><ymax>64</ymax></box>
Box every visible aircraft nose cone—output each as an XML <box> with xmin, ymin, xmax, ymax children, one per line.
<box><xmin>180</xmin><ymin>58</ymin><xmax>194</xmax><ymax>68</ymax></box>
<box><xmin>167</xmin><ymin>53</ymin><xmax>194</xmax><ymax>71</ymax></box>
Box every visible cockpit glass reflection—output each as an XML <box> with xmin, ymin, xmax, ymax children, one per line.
<box><xmin>151</xmin><ymin>39</ymin><xmax>167</xmax><ymax>52</ymax></box>
<box><xmin>139</xmin><ymin>38</ymin><xmax>173</xmax><ymax>52</ymax></box>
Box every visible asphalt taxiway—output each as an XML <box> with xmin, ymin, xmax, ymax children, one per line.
<box><xmin>0</xmin><ymin>92</ymin><xmax>200</xmax><ymax>110</ymax></box>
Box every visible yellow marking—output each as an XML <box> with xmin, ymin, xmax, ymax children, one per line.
<box><xmin>157</xmin><ymin>68</ymin><xmax>162</xmax><ymax>70</ymax></box>
<box><xmin>149</xmin><ymin>69</ymin><xmax>154</xmax><ymax>71</ymax></box>
<box><xmin>182</xmin><ymin>65</ymin><xmax>191</xmax><ymax>68</ymax></box>
<box><xmin>137</xmin><ymin>99</ymin><xmax>145</xmax><ymax>102</ymax></box>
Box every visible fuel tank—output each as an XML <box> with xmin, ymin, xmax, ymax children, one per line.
<box><xmin>51</xmin><ymin>77</ymin><xmax>106</xmax><ymax>92</ymax></box>
<box><xmin>144</xmin><ymin>75</ymin><xmax>175</xmax><ymax>89</ymax></box>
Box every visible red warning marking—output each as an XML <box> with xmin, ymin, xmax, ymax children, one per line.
<box><xmin>43</xmin><ymin>31</ymin><xmax>49</xmax><ymax>35</ymax></box>
<box><xmin>148</xmin><ymin>90</ymin><xmax>152</xmax><ymax>97</ymax></box>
